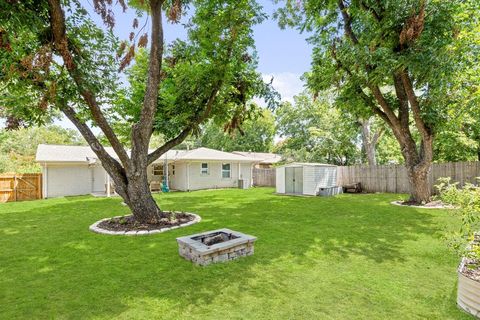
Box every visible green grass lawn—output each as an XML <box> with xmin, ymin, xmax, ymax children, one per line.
<box><xmin>0</xmin><ymin>188</ymin><xmax>473</xmax><ymax>319</ymax></box>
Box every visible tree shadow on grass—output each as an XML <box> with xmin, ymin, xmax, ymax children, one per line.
<box><xmin>0</xmin><ymin>189</ymin><xmax>458</xmax><ymax>319</ymax></box>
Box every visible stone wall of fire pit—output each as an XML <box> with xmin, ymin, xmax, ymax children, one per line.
<box><xmin>176</xmin><ymin>228</ymin><xmax>256</xmax><ymax>266</ymax></box>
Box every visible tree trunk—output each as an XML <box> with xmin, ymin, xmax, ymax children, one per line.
<box><xmin>359</xmin><ymin>117</ymin><xmax>382</xmax><ymax>166</ymax></box>
<box><xmin>406</xmin><ymin>163</ymin><xmax>431</xmax><ymax>203</ymax></box>
<box><xmin>124</xmin><ymin>174</ymin><xmax>162</xmax><ymax>224</ymax></box>
<box><xmin>401</xmin><ymin>137</ymin><xmax>433</xmax><ymax>204</ymax></box>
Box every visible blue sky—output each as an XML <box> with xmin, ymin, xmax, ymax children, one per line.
<box><xmin>54</xmin><ymin>0</ymin><xmax>312</xmax><ymax>131</ymax></box>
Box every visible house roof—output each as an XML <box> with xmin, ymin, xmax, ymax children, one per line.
<box><xmin>279</xmin><ymin>162</ymin><xmax>337</xmax><ymax>168</ymax></box>
<box><xmin>35</xmin><ymin>145</ymin><xmax>256</xmax><ymax>163</ymax></box>
<box><xmin>177</xmin><ymin>147</ymin><xmax>257</xmax><ymax>162</ymax></box>
<box><xmin>232</xmin><ymin>151</ymin><xmax>282</xmax><ymax>164</ymax></box>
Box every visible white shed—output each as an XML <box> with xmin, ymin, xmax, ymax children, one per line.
<box><xmin>276</xmin><ymin>163</ymin><xmax>342</xmax><ymax>196</ymax></box>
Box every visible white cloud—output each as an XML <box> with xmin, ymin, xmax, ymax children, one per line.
<box><xmin>262</xmin><ymin>72</ymin><xmax>305</xmax><ymax>103</ymax></box>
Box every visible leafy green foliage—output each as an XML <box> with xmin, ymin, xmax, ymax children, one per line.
<box><xmin>198</xmin><ymin>107</ymin><xmax>275</xmax><ymax>152</ymax></box>
<box><xmin>0</xmin><ymin>125</ymin><xmax>85</xmax><ymax>173</ymax></box>
<box><xmin>0</xmin><ymin>0</ymin><xmax>121</xmax><ymax>126</ymax></box>
<box><xmin>275</xmin><ymin>0</ymin><xmax>480</xmax><ymax>167</ymax></box>
<box><xmin>112</xmin><ymin>0</ymin><xmax>278</xmax><ymax>146</ymax></box>
<box><xmin>437</xmin><ymin>178</ymin><xmax>480</xmax><ymax>262</ymax></box>
<box><xmin>275</xmin><ymin>92</ymin><xmax>360</xmax><ymax>165</ymax></box>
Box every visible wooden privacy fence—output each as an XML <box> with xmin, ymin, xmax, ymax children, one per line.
<box><xmin>253</xmin><ymin>168</ymin><xmax>276</xmax><ymax>187</ymax></box>
<box><xmin>0</xmin><ymin>173</ymin><xmax>42</xmax><ymax>203</ymax></box>
<box><xmin>337</xmin><ymin>161</ymin><xmax>480</xmax><ymax>194</ymax></box>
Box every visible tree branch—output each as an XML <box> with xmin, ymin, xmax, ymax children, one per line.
<box><xmin>399</xmin><ymin>70</ymin><xmax>432</xmax><ymax>138</ymax></box>
<box><xmin>359</xmin><ymin>1</ymin><xmax>382</xmax><ymax>22</ymax></box>
<box><xmin>338</xmin><ymin>0</ymin><xmax>359</xmax><ymax>44</ymax></box>
<box><xmin>393</xmin><ymin>71</ymin><xmax>410</xmax><ymax>128</ymax></box>
<box><xmin>61</xmin><ymin>104</ymin><xmax>130</xmax><ymax>202</ymax></box>
<box><xmin>131</xmin><ymin>0</ymin><xmax>165</xmax><ymax>157</ymax></box>
<box><xmin>146</xmin><ymin>127</ymin><xmax>192</xmax><ymax>165</ymax></box>
<box><xmin>47</xmin><ymin>0</ymin><xmax>130</xmax><ymax>168</ymax></box>
<box><xmin>146</xmin><ymin>81</ymin><xmax>222</xmax><ymax>165</ymax></box>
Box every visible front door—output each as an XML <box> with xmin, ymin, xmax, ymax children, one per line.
<box><xmin>285</xmin><ymin>167</ymin><xmax>303</xmax><ymax>194</ymax></box>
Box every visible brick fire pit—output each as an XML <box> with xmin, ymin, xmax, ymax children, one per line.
<box><xmin>176</xmin><ymin>228</ymin><xmax>256</xmax><ymax>266</ymax></box>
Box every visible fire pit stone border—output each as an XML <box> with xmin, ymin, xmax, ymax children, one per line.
<box><xmin>177</xmin><ymin>228</ymin><xmax>256</xmax><ymax>266</ymax></box>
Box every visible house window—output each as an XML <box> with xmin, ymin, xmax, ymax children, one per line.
<box><xmin>153</xmin><ymin>164</ymin><xmax>163</xmax><ymax>176</ymax></box>
<box><xmin>222</xmin><ymin>163</ymin><xmax>231</xmax><ymax>178</ymax></box>
<box><xmin>172</xmin><ymin>165</ymin><xmax>175</xmax><ymax>176</ymax></box>
<box><xmin>200</xmin><ymin>163</ymin><xmax>209</xmax><ymax>175</ymax></box>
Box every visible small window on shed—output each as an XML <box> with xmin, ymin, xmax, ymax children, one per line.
<box><xmin>172</xmin><ymin>165</ymin><xmax>175</xmax><ymax>176</ymax></box>
<box><xmin>222</xmin><ymin>163</ymin><xmax>231</xmax><ymax>178</ymax></box>
<box><xmin>200</xmin><ymin>163</ymin><xmax>209</xmax><ymax>175</ymax></box>
<box><xmin>153</xmin><ymin>164</ymin><xmax>163</xmax><ymax>176</ymax></box>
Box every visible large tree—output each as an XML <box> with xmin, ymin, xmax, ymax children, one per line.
<box><xmin>276</xmin><ymin>0</ymin><xmax>478</xmax><ymax>203</ymax></box>
<box><xmin>0</xmin><ymin>0</ymin><xmax>272</xmax><ymax>223</ymax></box>
<box><xmin>199</xmin><ymin>107</ymin><xmax>276</xmax><ymax>152</ymax></box>
<box><xmin>275</xmin><ymin>92</ymin><xmax>361</xmax><ymax>165</ymax></box>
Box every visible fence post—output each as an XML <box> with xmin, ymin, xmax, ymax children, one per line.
<box><xmin>13</xmin><ymin>174</ymin><xmax>17</xmax><ymax>202</ymax></box>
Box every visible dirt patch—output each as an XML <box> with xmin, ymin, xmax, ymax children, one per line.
<box><xmin>98</xmin><ymin>212</ymin><xmax>195</xmax><ymax>232</ymax></box>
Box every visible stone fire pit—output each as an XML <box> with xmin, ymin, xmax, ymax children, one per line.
<box><xmin>176</xmin><ymin>228</ymin><xmax>256</xmax><ymax>266</ymax></box>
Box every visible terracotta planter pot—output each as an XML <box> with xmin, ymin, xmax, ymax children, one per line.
<box><xmin>458</xmin><ymin>258</ymin><xmax>480</xmax><ymax>318</ymax></box>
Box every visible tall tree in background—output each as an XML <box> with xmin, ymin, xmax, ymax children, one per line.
<box><xmin>0</xmin><ymin>125</ymin><xmax>85</xmax><ymax>173</ymax></box>
<box><xmin>275</xmin><ymin>93</ymin><xmax>360</xmax><ymax>165</ymax></box>
<box><xmin>276</xmin><ymin>0</ymin><xmax>478</xmax><ymax>203</ymax></box>
<box><xmin>0</xmin><ymin>0</ymin><xmax>273</xmax><ymax>223</ymax></box>
<box><xmin>358</xmin><ymin>117</ymin><xmax>384</xmax><ymax>166</ymax></box>
<box><xmin>199</xmin><ymin>107</ymin><xmax>275</xmax><ymax>152</ymax></box>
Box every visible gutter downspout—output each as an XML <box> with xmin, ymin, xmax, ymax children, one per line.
<box><xmin>44</xmin><ymin>162</ymin><xmax>48</xmax><ymax>198</ymax></box>
<box><xmin>250</xmin><ymin>163</ymin><xmax>254</xmax><ymax>188</ymax></box>
<box><xmin>106</xmin><ymin>172</ymin><xmax>111</xmax><ymax>197</ymax></box>
<box><xmin>186</xmin><ymin>162</ymin><xmax>190</xmax><ymax>191</ymax></box>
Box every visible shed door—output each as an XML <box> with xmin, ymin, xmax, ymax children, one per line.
<box><xmin>294</xmin><ymin>167</ymin><xmax>303</xmax><ymax>194</ymax></box>
<box><xmin>285</xmin><ymin>167</ymin><xmax>303</xmax><ymax>194</ymax></box>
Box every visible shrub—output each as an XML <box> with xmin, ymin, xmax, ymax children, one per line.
<box><xmin>437</xmin><ymin>178</ymin><xmax>480</xmax><ymax>263</ymax></box>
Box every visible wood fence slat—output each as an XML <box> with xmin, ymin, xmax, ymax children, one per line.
<box><xmin>337</xmin><ymin>162</ymin><xmax>480</xmax><ymax>195</ymax></box>
<box><xmin>252</xmin><ymin>168</ymin><xmax>275</xmax><ymax>187</ymax></box>
<box><xmin>0</xmin><ymin>173</ymin><xmax>42</xmax><ymax>203</ymax></box>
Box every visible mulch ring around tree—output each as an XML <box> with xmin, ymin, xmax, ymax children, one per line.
<box><xmin>90</xmin><ymin>212</ymin><xmax>201</xmax><ymax>235</ymax></box>
<box><xmin>390</xmin><ymin>199</ymin><xmax>456</xmax><ymax>209</ymax></box>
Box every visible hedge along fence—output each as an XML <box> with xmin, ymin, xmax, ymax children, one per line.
<box><xmin>0</xmin><ymin>173</ymin><xmax>42</xmax><ymax>203</ymax></box>
<box><xmin>337</xmin><ymin>162</ymin><xmax>480</xmax><ymax>194</ymax></box>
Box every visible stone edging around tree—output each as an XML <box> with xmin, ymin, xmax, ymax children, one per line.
<box><xmin>390</xmin><ymin>200</ymin><xmax>455</xmax><ymax>209</ymax></box>
<box><xmin>89</xmin><ymin>213</ymin><xmax>201</xmax><ymax>236</ymax></box>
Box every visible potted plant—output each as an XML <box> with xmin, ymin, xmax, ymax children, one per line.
<box><xmin>437</xmin><ymin>178</ymin><xmax>480</xmax><ymax>317</ymax></box>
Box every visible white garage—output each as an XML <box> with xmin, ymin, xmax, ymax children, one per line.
<box><xmin>276</xmin><ymin>163</ymin><xmax>342</xmax><ymax>196</ymax></box>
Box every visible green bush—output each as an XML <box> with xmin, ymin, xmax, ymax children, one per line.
<box><xmin>437</xmin><ymin>178</ymin><xmax>480</xmax><ymax>262</ymax></box>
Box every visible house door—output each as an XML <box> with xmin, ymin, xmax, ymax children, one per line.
<box><xmin>92</xmin><ymin>165</ymin><xmax>105</xmax><ymax>193</ymax></box>
<box><xmin>285</xmin><ymin>167</ymin><xmax>303</xmax><ymax>194</ymax></box>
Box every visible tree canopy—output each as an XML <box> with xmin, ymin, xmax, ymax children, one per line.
<box><xmin>0</xmin><ymin>0</ymin><xmax>277</xmax><ymax>223</ymax></box>
<box><xmin>198</xmin><ymin>107</ymin><xmax>275</xmax><ymax>153</ymax></box>
<box><xmin>0</xmin><ymin>125</ymin><xmax>85</xmax><ymax>173</ymax></box>
<box><xmin>275</xmin><ymin>0</ymin><xmax>480</xmax><ymax>202</ymax></box>
<box><xmin>275</xmin><ymin>92</ymin><xmax>360</xmax><ymax>165</ymax></box>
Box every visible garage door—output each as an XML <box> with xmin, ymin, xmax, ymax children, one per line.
<box><xmin>47</xmin><ymin>165</ymin><xmax>91</xmax><ymax>197</ymax></box>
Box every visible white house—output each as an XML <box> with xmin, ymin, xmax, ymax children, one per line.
<box><xmin>275</xmin><ymin>162</ymin><xmax>342</xmax><ymax>196</ymax></box>
<box><xmin>36</xmin><ymin>145</ymin><xmax>257</xmax><ymax>198</ymax></box>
